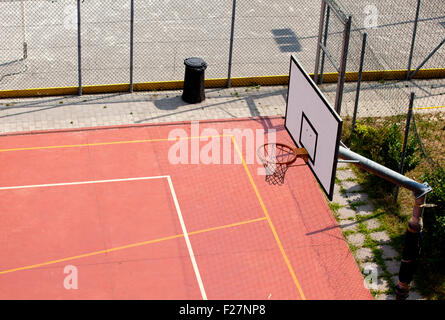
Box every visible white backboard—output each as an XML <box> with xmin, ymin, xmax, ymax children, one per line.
<box><xmin>285</xmin><ymin>55</ymin><xmax>342</xmax><ymax>201</ymax></box>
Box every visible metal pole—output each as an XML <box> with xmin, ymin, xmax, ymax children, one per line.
<box><xmin>395</xmin><ymin>194</ymin><xmax>426</xmax><ymax>300</ymax></box>
<box><xmin>408</xmin><ymin>37</ymin><xmax>445</xmax><ymax>80</ymax></box>
<box><xmin>77</xmin><ymin>0</ymin><xmax>82</xmax><ymax>96</ymax></box>
<box><xmin>319</xmin><ymin>6</ymin><xmax>330</xmax><ymax>84</ymax></box>
<box><xmin>227</xmin><ymin>0</ymin><xmax>237</xmax><ymax>88</ymax></box>
<box><xmin>314</xmin><ymin>0</ymin><xmax>327</xmax><ymax>84</ymax></box>
<box><xmin>352</xmin><ymin>32</ymin><xmax>367</xmax><ymax>133</ymax></box>
<box><xmin>407</xmin><ymin>0</ymin><xmax>421</xmax><ymax>79</ymax></box>
<box><xmin>395</xmin><ymin>92</ymin><xmax>415</xmax><ymax>202</ymax></box>
<box><xmin>129</xmin><ymin>0</ymin><xmax>135</xmax><ymax>93</ymax></box>
<box><xmin>334</xmin><ymin>15</ymin><xmax>351</xmax><ymax>115</ymax></box>
<box><xmin>21</xmin><ymin>0</ymin><xmax>28</xmax><ymax>59</ymax></box>
<box><xmin>338</xmin><ymin>146</ymin><xmax>431</xmax><ymax>198</ymax></box>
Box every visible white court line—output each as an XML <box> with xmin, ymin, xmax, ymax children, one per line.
<box><xmin>0</xmin><ymin>174</ymin><xmax>208</xmax><ymax>299</ymax></box>
<box><xmin>166</xmin><ymin>175</ymin><xmax>208</xmax><ymax>300</ymax></box>
<box><xmin>0</xmin><ymin>176</ymin><xmax>169</xmax><ymax>191</ymax></box>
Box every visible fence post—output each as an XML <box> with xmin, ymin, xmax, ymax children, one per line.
<box><xmin>227</xmin><ymin>0</ymin><xmax>237</xmax><ymax>88</ymax></box>
<box><xmin>129</xmin><ymin>0</ymin><xmax>135</xmax><ymax>93</ymax></box>
<box><xmin>319</xmin><ymin>5</ymin><xmax>330</xmax><ymax>84</ymax></box>
<box><xmin>352</xmin><ymin>32</ymin><xmax>367</xmax><ymax>133</ymax></box>
<box><xmin>407</xmin><ymin>0</ymin><xmax>421</xmax><ymax>79</ymax></box>
<box><xmin>21</xmin><ymin>0</ymin><xmax>28</xmax><ymax>59</ymax></box>
<box><xmin>77</xmin><ymin>0</ymin><xmax>82</xmax><ymax>96</ymax></box>
<box><xmin>394</xmin><ymin>92</ymin><xmax>415</xmax><ymax>202</ymax></box>
<box><xmin>314</xmin><ymin>0</ymin><xmax>327</xmax><ymax>84</ymax></box>
<box><xmin>334</xmin><ymin>15</ymin><xmax>352</xmax><ymax>115</ymax></box>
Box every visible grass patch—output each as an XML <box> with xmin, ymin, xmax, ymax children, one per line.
<box><xmin>328</xmin><ymin>202</ymin><xmax>343</xmax><ymax>216</ymax></box>
<box><xmin>342</xmin><ymin>229</ymin><xmax>356</xmax><ymax>237</ymax></box>
<box><xmin>349</xmin><ymin>200</ymin><xmax>367</xmax><ymax>210</ymax></box>
<box><xmin>341</xmin><ymin>112</ymin><xmax>445</xmax><ymax>299</ymax></box>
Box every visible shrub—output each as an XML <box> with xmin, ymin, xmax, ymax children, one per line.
<box><xmin>421</xmin><ymin>166</ymin><xmax>445</xmax><ymax>264</ymax></box>
<box><xmin>348</xmin><ymin>122</ymin><xmax>420</xmax><ymax>190</ymax></box>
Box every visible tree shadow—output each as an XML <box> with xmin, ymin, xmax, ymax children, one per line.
<box><xmin>271</xmin><ymin>28</ymin><xmax>302</xmax><ymax>53</ymax></box>
<box><xmin>0</xmin><ymin>57</ymin><xmax>28</xmax><ymax>84</ymax></box>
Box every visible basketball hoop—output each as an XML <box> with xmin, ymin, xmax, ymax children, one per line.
<box><xmin>257</xmin><ymin>143</ymin><xmax>308</xmax><ymax>185</ymax></box>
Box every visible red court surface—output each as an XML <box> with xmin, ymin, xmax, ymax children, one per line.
<box><xmin>0</xmin><ymin>117</ymin><xmax>373</xmax><ymax>300</ymax></box>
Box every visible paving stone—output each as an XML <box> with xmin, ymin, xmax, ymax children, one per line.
<box><xmin>407</xmin><ymin>290</ymin><xmax>424</xmax><ymax>300</ymax></box>
<box><xmin>345</xmin><ymin>185</ymin><xmax>364</xmax><ymax>194</ymax></box>
<box><xmin>332</xmin><ymin>192</ymin><xmax>350</xmax><ymax>206</ymax></box>
<box><xmin>338</xmin><ymin>220</ymin><xmax>359</xmax><ymax>232</ymax></box>
<box><xmin>364</xmin><ymin>218</ymin><xmax>381</xmax><ymax>231</ymax></box>
<box><xmin>379</xmin><ymin>245</ymin><xmax>399</xmax><ymax>260</ymax></box>
<box><xmin>361</xmin><ymin>262</ymin><xmax>385</xmax><ymax>291</ymax></box>
<box><xmin>346</xmin><ymin>192</ymin><xmax>369</xmax><ymax>203</ymax></box>
<box><xmin>337</xmin><ymin>207</ymin><xmax>357</xmax><ymax>220</ymax></box>
<box><xmin>375</xmin><ymin>279</ymin><xmax>390</xmax><ymax>292</ymax></box>
<box><xmin>385</xmin><ymin>259</ymin><xmax>400</xmax><ymax>275</ymax></box>
<box><xmin>337</xmin><ymin>162</ymin><xmax>350</xmax><ymax>170</ymax></box>
<box><xmin>342</xmin><ymin>180</ymin><xmax>362</xmax><ymax>193</ymax></box>
<box><xmin>336</xmin><ymin>169</ymin><xmax>356</xmax><ymax>181</ymax></box>
<box><xmin>375</xmin><ymin>294</ymin><xmax>396</xmax><ymax>300</ymax></box>
<box><xmin>370</xmin><ymin>231</ymin><xmax>391</xmax><ymax>245</ymax></box>
<box><xmin>355</xmin><ymin>247</ymin><xmax>374</xmax><ymax>262</ymax></box>
<box><xmin>356</xmin><ymin>204</ymin><xmax>375</xmax><ymax>216</ymax></box>
<box><xmin>361</xmin><ymin>262</ymin><xmax>383</xmax><ymax>273</ymax></box>
<box><xmin>347</xmin><ymin>233</ymin><xmax>365</xmax><ymax>247</ymax></box>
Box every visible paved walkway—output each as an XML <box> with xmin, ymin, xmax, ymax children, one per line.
<box><xmin>0</xmin><ymin>86</ymin><xmax>287</xmax><ymax>134</ymax></box>
<box><xmin>1</xmin><ymin>78</ymin><xmax>444</xmax><ymax>135</ymax></box>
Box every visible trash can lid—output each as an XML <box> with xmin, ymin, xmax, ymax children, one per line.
<box><xmin>184</xmin><ymin>57</ymin><xmax>207</xmax><ymax>70</ymax></box>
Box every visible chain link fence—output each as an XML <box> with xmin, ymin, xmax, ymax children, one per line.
<box><xmin>0</xmin><ymin>0</ymin><xmax>320</xmax><ymax>90</ymax></box>
<box><xmin>1</xmin><ymin>0</ymin><xmax>79</xmax><ymax>89</ymax></box>
<box><xmin>332</xmin><ymin>0</ymin><xmax>444</xmax><ymax>175</ymax></box>
<box><xmin>133</xmin><ymin>0</ymin><xmax>233</xmax><ymax>82</ymax></box>
<box><xmin>230</xmin><ymin>0</ymin><xmax>318</xmax><ymax>78</ymax></box>
<box><xmin>0</xmin><ymin>0</ymin><xmax>444</xmax><ymax>117</ymax></box>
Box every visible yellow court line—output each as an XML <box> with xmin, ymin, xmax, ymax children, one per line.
<box><xmin>0</xmin><ymin>134</ymin><xmax>232</xmax><ymax>153</ymax></box>
<box><xmin>0</xmin><ymin>217</ymin><xmax>266</xmax><ymax>276</ymax></box>
<box><xmin>414</xmin><ymin>105</ymin><xmax>445</xmax><ymax>110</ymax></box>
<box><xmin>231</xmin><ymin>136</ymin><xmax>307</xmax><ymax>300</ymax></box>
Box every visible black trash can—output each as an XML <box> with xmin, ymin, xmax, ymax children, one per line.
<box><xmin>182</xmin><ymin>57</ymin><xmax>207</xmax><ymax>104</ymax></box>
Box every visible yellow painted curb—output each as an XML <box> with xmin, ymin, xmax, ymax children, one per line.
<box><xmin>1</xmin><ymin>69</ymin><xmax>444</xmax><ymax>99</ymax></box>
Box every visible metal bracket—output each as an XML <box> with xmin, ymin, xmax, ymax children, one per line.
<box><xmin>420</xmin><ymin>203</ymin><xmax>437</xmax><ymax>208</ymax></box>
<box><xmin>338</xmin><ymin>160</ymin><xmax>360</xmax><ymax>164</ymax></box>
<box><xmin>295</xmin><ymin>148</ymin><xmax>309</xmax><ymax>164</ymax></box>
<box><xmin>339</xmin><ymin>141</ymin><xmax>349</xmax><ymax>149</ymax></box>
